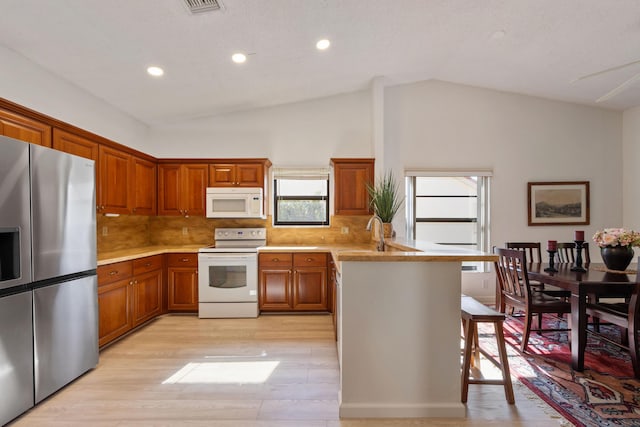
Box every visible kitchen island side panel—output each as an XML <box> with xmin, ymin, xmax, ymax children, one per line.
<box><xmin>339</xmin><ymin>261</ymin><xmax>464</xmax><ymax>418</ymax></box>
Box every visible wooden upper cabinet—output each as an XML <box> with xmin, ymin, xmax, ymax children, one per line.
<box><xmin>0</xmin><ymin>107</ymin><xmax>52</xmax><ymax>147</ymax></box>
<box><xmin>331</xmin><ymin>158</ymin><xmax>375</xmax><ymax>215</ymax></box>
<box><xmin>158</xmin><ymin>163</ymin><xmax>208</xmax><ymax>216</ymax></box>
<box><xmin>209</xmin><ymin>161</ymin><xmax>266</xmax><ymax>187</ymax></box>
<box><xmin>99</xmin><ymin>145</ymin><xmax>131</xmax><ymax>215</ymax></box>
<box><xmin>183</xmin><ymin>164</ymin><xmax>208</xmax><ymax>216</ymax></box>
<box><xmin>131</xmin><ymin>156</ymin><xmax>157</xmax><ymax>215</ymax></box>
<box><xmin>53</xmin><ymin>128</ymin><xmax>99</xmax><ymax>161</ymax></box>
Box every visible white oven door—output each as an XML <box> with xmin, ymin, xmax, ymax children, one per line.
<box><xmin>198</xmin><ymin>253</ymin><xmax>258</xmax><ymax>303</ymax></box>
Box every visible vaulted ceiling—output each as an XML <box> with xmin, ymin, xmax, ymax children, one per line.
<box><xmin>1</xmin><ymin>0</ymin><xmax>639</xmax><ymax>126</ymax></box>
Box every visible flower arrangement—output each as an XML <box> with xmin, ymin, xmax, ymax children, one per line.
<box><xmin>592</xmin><ymin>228</ymin><xmax>640</xmax><ymax>248</ymax></box>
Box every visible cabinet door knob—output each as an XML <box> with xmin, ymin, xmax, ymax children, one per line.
<box><xmin>273</xmin><ymin>258</ymin><xmax>279</xmax><ymax>261</ymax></box>
<box><xmin>144</xmin><ymin>262</ymin><xmax>152</xmax><ymax>267</ymax></box>
<box><xmin>181</xmin><ymin>258</ymin><xmax>189</xmax><ymax>262</ymax></box>
<box><xmin>306</xmin><ymin>258</ymin><xmax>312</xmax><ymax>262</ymax></box>
<box><xmin>109</xmin><ymin>270</ymin><xmax>118</xmax><ymax>276</ymax></box>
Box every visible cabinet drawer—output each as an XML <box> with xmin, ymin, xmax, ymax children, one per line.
<box><xmin>133</xmin><ymin>255</ymin><xmax>163</xmax><ymax>275</ymax></box>
<box><xmin>259</xmin><ymin>252</ymin><xmax>293</xmax><ymax>268</ymax></box>
<box><xmin>167</xmin><ymin>253</ymin><xmax>198</xmax><ymax>267</ymax></box>
<box><xmin>98</xmin><ymin>261</ymin><xmax>133</xmax><ymax>286</ymax></box>
<box><xmin>293</xmin><ymin>253</ymin><xmax>327</xmax><ymax>268</ymax></box>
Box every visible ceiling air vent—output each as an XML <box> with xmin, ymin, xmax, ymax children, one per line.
<box><xmin>183</xmin><ymin>0</ymin><xmax>222</xmax><ymax>13</ymax></box>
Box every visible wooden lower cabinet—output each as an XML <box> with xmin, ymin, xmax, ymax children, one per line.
<box><xmin>167</xmin><ymin>253</ymin><xmax>198</xmax><ymax>312</ymax></box>
<box><xmin>328</xmin><ymin>257</ymin><xmax>337</xmax><ymax>340</ymax></box>
<box><xmin>98</xmin><ymin>277</ymin><xmax>132</xmax><ymax>347</ymax></box>
<box><xmin>293</xmin><ymin>253</ymin><xmax>327</xmax><ymax>310</ymax></box>
<box><xmin>259</xmin><ymin>252</ymin><xmax>328</xmax><ymax>312</ymax></box>
<box><xmin>97</xmin><ymin>255</ymin><xmax>163</xmax><ymax>347</ymax></box>
<box><xmin>132</xmin><ymin>269</ymin><xmax>162</xmax><ymax>326</ymax></box>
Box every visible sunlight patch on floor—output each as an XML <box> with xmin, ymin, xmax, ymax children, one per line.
<box><xmin>162</xmin><ymin>361</ymin><xmax>280</xmax><ymax>384</ymax></box>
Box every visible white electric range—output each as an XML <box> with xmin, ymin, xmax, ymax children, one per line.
<box><xmin>197</xmin><ymin>227</ymin><xmax>266</xmax><ymax>318</ymax></box>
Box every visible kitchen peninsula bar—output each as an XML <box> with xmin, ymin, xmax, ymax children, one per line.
<box><xmin>334</xmin><ymin>241</ymin><xmax>497</xmax><ymax>418</ymax></box>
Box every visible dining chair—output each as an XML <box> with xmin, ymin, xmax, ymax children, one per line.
<box><xmin>505</xmin><ymin>242</ymin><xmax>542</xmax><ymax>262</ymax></box>
<box><xmin>505</xmin><ymin>241</ymin><xmax>570</xmax><ymax>303</ymax></box>
<box><xmin>556</xmin><ymin>242</ymin><xmax>591</xmax><ymax>264</ymax></box>
<box><xmin>584</xmin><ymin>257</ymin><xmax>640</xmax><ymax>378</ymax></box>
<box><xmin>494</xmin><ymin>247</ymin><xmax>571</xmax><ymax>352</ymax></box>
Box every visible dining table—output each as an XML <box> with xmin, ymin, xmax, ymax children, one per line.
<box><xmin>526</xmin><ymin>262</ymin><xmax>637</xmax><ymax>373</ymax></box>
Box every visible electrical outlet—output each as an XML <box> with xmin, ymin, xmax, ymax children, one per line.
<box><xmin>182</xmin><ymin>227</ymin><xmax>188</xmax><ymax>236</ymax></box>
<box><xmin>102</xmin><ymin>226</ymin><xmax>108</xmax><ymax>236</ymax></box>
<box><xmin>341</xmin><ymin>227</ymin><xmax>349</xmax><ymax>234</ymax></box>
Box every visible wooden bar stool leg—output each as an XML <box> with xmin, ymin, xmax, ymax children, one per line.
<box><xmin>494</xmin><ymin>320</ymin><xmax>515</xmax><ymax>404</ymax></box>
<box><xmin>461</xmin><ymin>319</ymin><xmax>475</xmax><ymax>403</ymax></box>
<box><xmin>472</xmin><ymin>322</ymin><xmax>481</xmax><ymax>368</ymax></box>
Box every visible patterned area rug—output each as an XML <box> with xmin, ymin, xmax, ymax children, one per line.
<box><xmin>478</xmin><ymin>315</ymin><xmax>640</xmax><ymax>427</ymax></box>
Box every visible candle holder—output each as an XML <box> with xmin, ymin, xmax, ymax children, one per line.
<box><xmin>571</xmin><ymin>240</ymin><xmax>587</xmax><ymax>272</ymax></box>
<box><xmin>545</xmin><ymin>250</ymin><xmax>558</xmax><ymax>272</ymax></box>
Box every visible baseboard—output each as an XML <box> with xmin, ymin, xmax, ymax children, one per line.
<box><xmin>339</xmin><ymin>402</ymin><xmax>466</xmax><ymax>418</ymax></box>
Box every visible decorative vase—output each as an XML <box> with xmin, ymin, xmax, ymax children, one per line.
<box><xmin>383</xmin><ymin>223</ymin><xmax>393</xmax><ymax>238</ymax></box>
<box><xmin>600</xmin><ymin>245</ymin><xmax>635</xmax><ymax>271</ymax></box>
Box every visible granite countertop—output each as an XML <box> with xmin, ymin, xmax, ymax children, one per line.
<box><xmin>97</xmin><ymin>238</ymin><xmax>496</xmax><ymax>266</ymax></box>
<box><xmin>98</xmin><ymin>245</ymin><xmax>203</xmax><ymax>266</ymax></box>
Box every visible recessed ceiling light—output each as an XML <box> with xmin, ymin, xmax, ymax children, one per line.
<box><xmin>316</xmin><ymin>39</ymin><xmax>331</xmax><ymax>50</ymax></box>
<box><xmin>232</xmin><ymin>53</ymin><xmax>247</xmax><ymax>64</ymax></box>
<box><xmin>147</xmin><ymin>66</ymin><xmax>164</xmax><ymax>77</ymax></box>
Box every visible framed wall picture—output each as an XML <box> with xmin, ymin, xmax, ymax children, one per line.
<box><xmin>527</xmin><ymin>181</ymin><xmax>590</xmax><ymax>226</ymax></box>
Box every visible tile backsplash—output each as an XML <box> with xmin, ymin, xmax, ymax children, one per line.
<box><xmin>97</xmin><ymin>214</ymin><xmax>372</xmax><ymax>253</ymax></box>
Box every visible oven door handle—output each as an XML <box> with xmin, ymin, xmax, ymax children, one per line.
<box><xmin>198</xmin><ymin>253</ymin><xmax>257</xmax><ymax>262</ymax></box>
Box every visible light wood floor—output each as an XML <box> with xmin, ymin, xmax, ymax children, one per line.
<box><xmin>11</xmin><ymin>314</ymin><xmax>567</xmax><ymax>426</ymax></box>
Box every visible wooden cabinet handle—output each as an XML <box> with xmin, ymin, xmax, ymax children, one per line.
<box><xmin>109</xmin><ymin>270</ymin><xmax>118</xmax><ymax>276</ymax></box>
<box><xmin>306</xmin><ymin>258</ymin><xmax>313</xmax><ymax>262</ymax></box>
<box><xmin>272</xmin><ymin>257</ymin><xmax>279</xmax><ymax>261</ymax></box>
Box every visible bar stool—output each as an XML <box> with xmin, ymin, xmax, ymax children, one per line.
<box><xmin>461</xmin><ymin>295</ymin><xmax>515</xmax><ymax>404</ymax></box>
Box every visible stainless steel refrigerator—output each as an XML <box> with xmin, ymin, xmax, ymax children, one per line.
<box><xmin>0</xmin><ymin>135</ymin><xmax>98</xmax><ymax>425</ymax></box>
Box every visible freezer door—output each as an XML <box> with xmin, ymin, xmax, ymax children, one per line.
<box><xmin>33</xmin><ymin>275</ymin><xmax>98</xmax><ymax>403</ymax></box>
<box><xmin>0</xmin><ymin>291</ymin><xmax>34</xmax><ymax>425</ymax></box>
<box><xmin>0</xmin><ymin>136</ymin><xmax>31</xmax><ymax>289</ymax></box>
<box><xmin>30</xmin><ymin>145</ymin><xmax>96</xmax><ymax>280</ymax></box>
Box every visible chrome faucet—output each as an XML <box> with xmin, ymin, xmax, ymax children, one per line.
<box><xmin>366</xmin><ymin>214</ymin><xmax>385</xmax><ymax>252</ymax></box>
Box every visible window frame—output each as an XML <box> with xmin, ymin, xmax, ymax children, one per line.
<box><xmin>272</xmin><ymin>176</ymin><xmax>330</xmax><ymax>227</ymax></box>
<box><xmin>406</xmin><ymin>172</ymin><xmax>491</xmax><ymax>272</ymax></box>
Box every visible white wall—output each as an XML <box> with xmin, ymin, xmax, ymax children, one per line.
<box><xmin>0</xmin><ymin>45</ymin><xmax>149</xmax><ymax>151</ymax></box>
<box><xmin>623</xmin><ymin>107</ymin><xmax>640</xmax><ymax>230</ymax></box>
<box><xmin>384</xmin><ymin>80</ymin><xmax>623</xmax><ymax>300</ymax></box>
<box><xmin>148</xmin><ymin>91</ymin><xmax>372</xmax><ymax>162</ymax></box>
<box><xmin>2</xmin><ymin>49</ymin><xmax>628</xmax><ymax>301</ymax></box>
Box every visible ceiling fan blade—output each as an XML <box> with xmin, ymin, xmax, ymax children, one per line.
<box><xmin>571</xmin><ymin>58</ymin><xmax>640</xmax><ymax>84</ymax></box>
<box><xmin>596</xmin><ymin>70</ymin><xmax>640</xmax><ymax>103</ymax></box>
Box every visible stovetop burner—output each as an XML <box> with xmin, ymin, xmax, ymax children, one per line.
<box><xmin>198</xmin><ymin>227</ymin><xmax>266</xmax><ymax>253</ymax></box>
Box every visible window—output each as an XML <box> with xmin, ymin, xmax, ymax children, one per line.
<box><xmin>273</xmin><ymin>167</ymin><xmax>330</xmax><ymax>226</ymax></box>
<box><xmin>406</xmin><ymin>171</ymin><xmax>491</xmax><ymax>271</ymax></box>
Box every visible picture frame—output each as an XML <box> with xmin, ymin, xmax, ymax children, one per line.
<box><xmin>527</xmin><ymin>181</ymin><xmax>590</xmax><ymax>226</ymax></box>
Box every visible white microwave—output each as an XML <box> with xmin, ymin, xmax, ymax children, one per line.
<box><xmin>205</xmin><ymin>187</ymin><xmax>264</xmax><ymax>218</ymax></box>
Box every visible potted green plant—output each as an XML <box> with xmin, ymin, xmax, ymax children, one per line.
<box><xmin>366</xmin><ymin>170</ymin><xmax>404</xmax><ymax>237</ymax></box>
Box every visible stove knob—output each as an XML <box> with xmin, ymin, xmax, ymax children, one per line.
<box><xmin>251</xmin><ymin>231</ymin><xmax>256</xmax><ymax>236</ymax></box>
<box><xmin>224</xmin><ymin>231</ymin><xmax>230</xmax><ymax>236</ymax></box>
